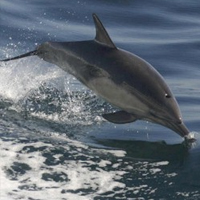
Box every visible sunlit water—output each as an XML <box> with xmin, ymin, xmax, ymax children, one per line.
<box><xmin>0</xmin><ymin>0</ymin><xmax>200</xmax><ymax>199</ymax></box>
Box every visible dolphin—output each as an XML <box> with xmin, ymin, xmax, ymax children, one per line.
<box><xmin>0</xmin><ymin>13</ymin><xmax>191</xmax><ymax>140</ymax></box>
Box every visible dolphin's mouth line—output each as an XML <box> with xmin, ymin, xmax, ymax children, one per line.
<box><xmin>165</xmin><ymin>121</ymin><xmax>189</xmax><ymax>138</ymax></box>
<box><xmin>145</xmin><ymin>111</ymin><xmax>189</xmax><ymax>137</ymax></box>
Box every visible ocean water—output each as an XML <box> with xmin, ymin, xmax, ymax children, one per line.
<box><xmin>0</xmin><ymin>0</ymin><xmax>200</xmax><ymax>199</ymax></box>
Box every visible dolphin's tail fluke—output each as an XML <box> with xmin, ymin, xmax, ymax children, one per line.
<box><xmin>0</xmin><ymin>50</ymin><xmax>37</xmax><ymax>62</ymax></box>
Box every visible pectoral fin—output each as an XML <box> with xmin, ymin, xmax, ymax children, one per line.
<box><xmin>102</xmin><ymin>111</ymin><xmax>137</xmax><ymax>124</ymax></box>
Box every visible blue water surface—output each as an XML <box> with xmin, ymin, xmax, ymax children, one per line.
<box><xmin>0</xmin><ymin>0</ymin><xmax>200</xmax><ymax>199</ymax></box>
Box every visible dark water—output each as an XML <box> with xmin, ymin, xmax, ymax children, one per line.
<box><xmin>0</xmin><ymin>0</ymin><xmax>200</xmax><ymax>199</ymax></box>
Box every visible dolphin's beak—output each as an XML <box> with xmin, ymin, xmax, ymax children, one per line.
<box><xmin>148</xmin><ymin>113</ymin><xmax>190</xmax><ymax>139</ymax></box>
<box><xmin>167</xmin><ymin>121</ymin><xmax>190</xmax><ymax>138</ymax></box>
<box><xmin>169</xmin><ymin>121</ymin><xmax>196</xmax><ymax>143</ymax></box>
<box><xmin>173</xmin><ymin>122</ymin><xmax>189</xmax><ymax>137</ymax></box>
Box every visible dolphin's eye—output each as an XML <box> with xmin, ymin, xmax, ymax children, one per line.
<box><xmin>165</xmin><ymin>94</ymin><xmax>171</xmax><ymax>98</ymax></box>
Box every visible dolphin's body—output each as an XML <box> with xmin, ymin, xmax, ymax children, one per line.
<box><xmin>1</xmin><ymin>14</ymin><xmax>191</xmax><ymax>139</ymax></box>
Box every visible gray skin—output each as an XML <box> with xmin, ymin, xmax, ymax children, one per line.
<box><xmin>1</xmin><ymin>13</ymin><xmax>191</xmax><ymax>139</ymax></box>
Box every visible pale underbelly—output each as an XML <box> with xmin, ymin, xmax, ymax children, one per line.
<box><xmin>87</xmin><ymin>77</ymin><xmax>149</xmax><ymax>116</ymax></box>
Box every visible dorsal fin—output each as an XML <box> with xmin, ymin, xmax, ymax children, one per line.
<box><xmin>92</xmin><ymin>13</ymin><xmax>116</xmax><ymax>48</ymax></box>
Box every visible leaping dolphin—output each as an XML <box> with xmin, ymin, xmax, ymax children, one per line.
<box><xmin>1</xmin><ymin>13</ymin><xmax>191</xmax><ymax>140</ymax></box>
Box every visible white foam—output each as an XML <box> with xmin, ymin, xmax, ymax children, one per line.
<box><xmin>0</xmin><ymin>135</ymin><xmax>127</xmax><ymax>200</ymax></box>
<box><xmin>188</xmin><ymin>131</ymin><xmax>198</xmax><ymax>140</ymax></box>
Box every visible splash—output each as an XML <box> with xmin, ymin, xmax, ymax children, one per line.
<box><xmin>0</xmin><ymin>52</ymin><xmax>111</xmax><ymax>127</ymax></box>
<box><xmin>185</xmin><ymin>131</ymin><xmax>198</xmax><ymax>143</ymax></box>
<box><xmin>0</xmin><ymin>56</ymin><xmax>65</xmax><ymax>102</ymax></box>
<box><xmin>18</xmin><ymin>83</ymin><xmax>113</xmax><ymax>126</ymax></box>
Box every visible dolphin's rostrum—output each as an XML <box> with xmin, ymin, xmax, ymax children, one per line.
<box><xmin>1</xmin><ymin>14</ymin><xmax>191</xmax><ymax>140</ymax></box>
